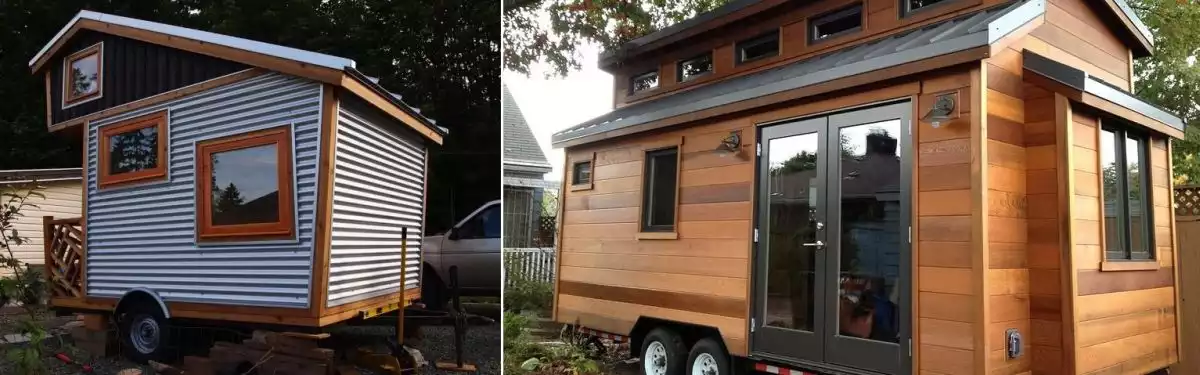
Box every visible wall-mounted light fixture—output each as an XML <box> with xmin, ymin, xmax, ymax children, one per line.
<box><xmin>922</xmin><ymin>93</ymin><xmax>957</xmax><ymax>128</ymax></box>
<box><xmin>714</xmin><ymin>130</ymin><xmax>742</xmax><ymax>157</ymax></box>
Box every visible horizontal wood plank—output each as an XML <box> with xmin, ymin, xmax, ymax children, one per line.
<box><xmin>558</xmin><ymin>281</ymin><xmax>745</xmax><ymax>318</ymax></box>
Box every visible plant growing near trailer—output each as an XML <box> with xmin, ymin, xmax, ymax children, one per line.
<box><xmin>503</xmin><ymin>312</ymin><xmax>603</xmax><ymax>375</ymax></box>
<box><xmin>0</xmin><ymin>183</ymin><xmax>58</xmax><ymax>375</ymax></box>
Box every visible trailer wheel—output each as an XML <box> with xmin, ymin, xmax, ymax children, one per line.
<box><xmin>686</xmin><ymin>338</ymin><xmax>729</xmax><ymax>375</ymax></box>
<box><xmin>422</xmin><ymin>270</ymin><xmax>446</xmax><ymax>310</ymax></box>
<box><xmin>118</xmin><ymin>303</ymin><xmax>170</xmax><ymax>363</ymax></box>
<box><xmin>641</xmin><ymin>328</ymin><xmax>686</xmax><ymax>375</ymax></box>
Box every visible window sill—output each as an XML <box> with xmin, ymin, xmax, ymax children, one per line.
<box><xmin>1100</xmin><ymin>260</ymin><xmax>1159</xmax><ymax>272</ymax></box>
<box><xmin>636</xmin><ymin>232</ymin><xmax>678</xmax><ymax>240</ymax></box>
<box><xmin>569</xmin><ymin>183</ymin><xmax>593</xmax><ymax>192</ymax></box>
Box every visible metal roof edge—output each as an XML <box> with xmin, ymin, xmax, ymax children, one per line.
<box><xmin>984</xmin><ymin>0</ymin><xmax>1044</xmax><ymax>44</ymax></box>
<box><xmin>598</xmin><ymin>0</ymin><xmax>767</xmax><ymax>66</ymax></box>
<box><xmin>1109</xmin><ymin>0</ymin><xmax>1154</xmax><ymax>49</ymax></box>
<box><xmin>30</xmin><ymin>10</ymin><xmax>357</xmax><ymax>71</ymax></box>
<box><xmin>343</xmin><ymin>68</ymin><xmax>446</xmax><ymax>138</ymax></box>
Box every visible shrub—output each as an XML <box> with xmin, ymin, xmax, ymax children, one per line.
<box><xmin>1</xmin><ymin>184</ymin><xmax>52</xmax><ymax>375</ymax></box>
<box><xmin>503</xmin><ymin>276</ymin><xmax>553</xmax><ymax>314</ymax></box>
<box><xmin>503</xmin><ymin>311</ymin><xmax>602</xmax><ymax>375</ymax></box>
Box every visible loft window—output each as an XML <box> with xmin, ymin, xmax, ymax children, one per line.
<box><xmin>641</xmin><ymin>147</ymin><xmax>679</xmax><ymax>232</ymax></box>
<box><xmin>63</xmin><ymin>42</ymin><xmax>103</xmax><ymax>107</ymax></box>
<box><xmin>902</xmin><ymin>0</ymin><xmax>953</xmax><ymax>17</ymax></box>
<box><xmin>572</xmin><ymin>161</ymin><xmax>592</xmax><ymax>185</ymax></box>
<box><xmin>810</xmin><ymin>4</ymin><xmax>863</xmax><ymax>43</ymax></box>
<box><xmin>677</xmin><ymin>52</ymin><xmax>713</xmax><ymax>82</ymax></box>
<box><xmin>97</xmin><ymin>111</ymin><xmax>168</xmax><ymax>188</ymax></box>
<box><xmin>736</xmin><ymin>30</ymin><xmax>780</xmax><ymax>64</ymax></box>
<box><xmin>196</xmin><ymin>126</ymin><xmax>296</xmax><ymax>242</ymax></box>
<box><xmin>1100</xmin><ymin>124</ymin><xmax>1153</xmax><ymax>261</ymax></box>
<box><xmin>630</xmin><ymin>70</ymin><xmax>660</xmax><ymax>94</ymax></box>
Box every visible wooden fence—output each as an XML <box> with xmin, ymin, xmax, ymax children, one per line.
<box><xmin>1176</xmin><ymin>185</ymin><xmax>1200</xmax><ymax>375</ymax></box>
<box><xmin>42</xmin><ymin>216</ymin><xmax>84</xmax><ymax>298</ymax></box>
<box><xmin>503</xmin><ymin>248</ymin><xmax>556</xmax><ymax>285</ymax></box>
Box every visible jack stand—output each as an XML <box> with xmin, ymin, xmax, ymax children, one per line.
<box><xmin>434</xmin><ymin>266</ymin><xmax>477</xmax><ymax>372</ymax></box>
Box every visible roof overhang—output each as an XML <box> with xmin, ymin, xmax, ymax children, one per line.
<box><xmin>1103</xmin><ymin>0</ymin><xmax>1154</xmax><ymax>57</ymax></box>
<box><xmin>553</xmin><ymin>0</ymin><xmax>1045</xmax><ymax>148</ymax></box>
<box><xmin>1022</xmin><ymin>50</ymin><xmax>1184</xmax><ymax>139</ymax></box>
<box><xmin>30</xmin><ymin>10</ymin><xmax>445</xmax><ymax>145</ymax></box>
<box><xmin>0</xmin><ymin>168</ymin><xmax>83</xmax><ymax>185</ymax></box>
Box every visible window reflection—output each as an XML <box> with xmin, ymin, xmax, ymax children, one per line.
<box><xmin>69</xmin><ymin>53</ymin><xmax>100</xmax><ymax>99</ymax></box>
<box><xmin>210</xmin><ymin>144</ymin><xmax>280</xmax><ymax>226</ymax></box>
<box><xmin>107</xmin><ymin>126</ymin><xmax>159</xmax><ymax>175</ymax></box>
<box><xmin>764</xmin><ymin>132</ymin><xmax>820</xmax><ymax>332</ymax></box>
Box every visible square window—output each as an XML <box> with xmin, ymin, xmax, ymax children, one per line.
<box><xmin>736</xmin><ymin>31</ymin><xmax>780</xmax><ymax>64</ymax></box>
<box><xmin>902</xmin><ymin>0</ymin><xmax>954</xmax><ymax>17</ymax></box>
<box><xmin>97</xmin><ymin>111</ymin><xmax>168</xmax><ymax>188</ymax></box>
<box><xmin>196</xmin><ymin>126</ymin><xmax>296</xmax><ymax>242</ymax></box>
<box><xmin>630</xmin><ymin>70</ymin><xmax>660</xmax><ymax>94</ymax></box>
<box><xmin>572</xmin><ymin>161</ymin><xmax>592</xmax><ymax>185</ymax></box>
<box><xmin>1100</xmin><ymin>124</ymin><xmax>1153</xmax><ymax>261</ymax></box>
<box><xmin>810</xmin><ymin>4</ymin><xmax>863</xmax><ymax>44</ymax></box>
<box><xmin>641</xmin><ymin>147</ymin><xmax>679</xmax><ymax>232</ymax></box>
<box><xmin>677</xmin><ymin>53</ymin><xmax>713</xmax><ymax>82</ymax></box>
<box><xmin>63</xmin><ymin>43</ymin><xmax>103</xmax><ymax>107</ymax></box>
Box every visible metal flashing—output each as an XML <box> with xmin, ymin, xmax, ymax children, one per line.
<box><xmin>552</xmin><ymin>0</ymin><xmax>1045</xmax><ymax>147</ymax></box>
<box><xmin>343</xmin><ymin>68</ymin><xmax>446</xmax><ymax>137</ymax></box>
<box><xmin>598</xmin><ymin>0</ymin><xmax>767</xmax><ymax>66</ymax></box>
<box><xmin>1109</xmin><ymin>0</ymin><xmax>1154</xmax><ymax>49</ymax></box>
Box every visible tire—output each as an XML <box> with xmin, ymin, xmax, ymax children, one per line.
<box><xmin>118</xmin><ymin>302</ymin><xmax>170</xmax><ymax>363</ymax></box>
<box><xmin>686</xmin><ymin>338</ymin><xmax>730</xmax><ymax>375</ymax></box>
<box><xmin>421</xmin><ymin>270</ymin><xmax>446</xmax><ymax>311</ymax></box>
<box><xmin>641</xmin><ymin>328</ymin><xmax>687</xmax><ymax>375</ymax></box>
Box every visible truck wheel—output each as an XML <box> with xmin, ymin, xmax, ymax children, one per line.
<box><xmin>687</xmin><ymin>338</ymin><xmax>730</xmax><ymax>375</ymax></box>
<box><xmin>641</xmin><ymin>328</ymin><xmax>687</xmax><ymax>375</ymax></box>
<box><xmin>118</xmin><ymin>303</ymin><xmax>170</xmax><ymax>363</ymax></box>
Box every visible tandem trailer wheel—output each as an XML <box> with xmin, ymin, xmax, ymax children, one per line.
<box><xmin>686</xmin><ymin>337</ymin><xmax>730</xmax><ymax>375</ymax></box>
<box><xmin>641</xmin><ymin>327</ymin><xmax>688</xmax><ymax>375</ymax></box>
<box><xmin>117</xmin><ymin>301</ymin><xmax>172</xmax><ymax>363</ymax></box>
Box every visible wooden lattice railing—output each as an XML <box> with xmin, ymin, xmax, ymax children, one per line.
<box><xmin>42</xmin><ymin>216</ymin><xmax>84</xmax><ymax>298</ymax></box>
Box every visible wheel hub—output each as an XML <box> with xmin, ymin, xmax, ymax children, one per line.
<box><xmin>692</xmin><ymin>353</ymin><xmax>718</xmax><ymax>375</ymax></box>
<box><xmin>644</xmin><ymin>341</ymin><xmax>668</xmax><ymax>375</ymax></box>
<box><xmin>130</xmin><ymin>316</ymin><xmax>160</xmax><ymax>354</ymax></box>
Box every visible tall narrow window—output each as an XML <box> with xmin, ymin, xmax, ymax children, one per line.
<box><xmin>736</xmin><ymin>31</ymin><xmax>780</xmax><ymax>64</ymax></box>
<box><xmin>902</xmin><ymin>0</ymin><xmax>954</xmax><ymax>17</ymax></box>
<box><xmin>630</xmin><ymin>70</ymin><xmax>659</xmax><ymax>94</ymax></box>
<box><xmin>641</xmin><ymin>147</ymin><xmax>678</xmax><ymax>232</ymax></box>
<box><xmin>63</xmin><ymin>42</ymin><xmax>103</xmax><ymax>107</ymax></box>
<box><xmin>196</xmin><ymin>126</ymin><xmax>296</xmax><ymax>242</ymax></box>
<box><xmin>1100</xmin><ymin>124</ymin><xmax>1153</xmax><ymax>261</ymax></box>
<box><xmin>677</xmin><ymin>53</ymin><xmax>713</xmax><ymax>82</ymax></box>
<box><xmin>97</xmin><ymin>111</ymin><xmax>168</xmax><ymax>188</ymax></box>
<box><xmin>810</xmin><ymin>4</ymin><xmax>863</xmax><ymax>43</ymax></box>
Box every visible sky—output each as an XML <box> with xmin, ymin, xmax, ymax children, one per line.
<box><xmin>503</xmin><ymin>43</ymin><xmax>614</xmax><ymax>182</ymax></box>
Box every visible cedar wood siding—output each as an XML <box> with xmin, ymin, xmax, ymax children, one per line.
<box><xmin>49</xmin><ymin>30</ymin><xmax>248</xmax><ymax>125</ymax></box>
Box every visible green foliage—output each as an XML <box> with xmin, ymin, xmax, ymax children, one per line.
<box><xmin>1129</xmin><ymin>0</ymin><xmax>1200</xmax><ymax>183</ymax></box>
<box><xmin>503</xmin><ymin>273</ymin><xmax>554</xmax><ymax>314</ymax></box>
<box><xmin>0</xmin><ymin>184</ymin><xmax>53</xmax><ymax>375</ymax></box>
<box><xmin>504</xmin><ymin>0</ymin><xmax>734</xmax><ymax>76</ymax></box>
<box><xmin>0</xmin><ymin>0</ymin><xmax>499</xmax><ymax>233</ymax></box>
<box><xmin>502</xmin><ymin>312</ymin><xmax>602</xmax><ymax>375</ymax></box>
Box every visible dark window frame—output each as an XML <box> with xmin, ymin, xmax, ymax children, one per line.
<box><xmin>809</xmin><ymin>3</ymin><xmax>864</xmax><ymax>44</ymax></box>
<box><xmin>676</xmin><ymin>52</ymin><xmax>714</xmax><ymax>83</ymax></box>
<box><xmin>640</xmin><ymin>146</ymin><xmax>680</xmax><ymax>234</ymax></box>
<box><xmin>1100</xmin><ymin>121</ymin><xmax>1154</xmax><ymax>262</ymax></box>
<box><xmin>97</xmin><ymin>110</ymin><xmax>168</xmax><ymax>189</ymax></box>
<box><xmin>195</xmin><ymin>125</ymin><xmax>296</xmax><ymax>242</ymax></box>
<box><xmin>629</xmin><ymin>70</ymin><xmax>660</xmax><ymax>95</ymax></box>
<box><xmin>736</xmin><ymin>30</ymin><xmax>781</xmax><ymax>65</ymax></box>
<box><xmin>572</xmin><ymin>161</ymin><xmax>592</xmax><ymax>185</ymax></box>
<box><xmin>900</xmin><ymin>0</ymin><xmax>957</xmax><ymax>18</ymax></box>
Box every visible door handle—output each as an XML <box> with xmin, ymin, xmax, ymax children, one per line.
<box><xmin>802</xmin><ymin>240</ymin><xmax>825</xmax><ymax>249</ymax></box>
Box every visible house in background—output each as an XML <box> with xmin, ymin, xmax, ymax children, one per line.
<box><xmin>502</xmin><ymin>84</ymin><xmax>556</xmax><ymax>248</ymax></box>
<box><xmin>0</xmin><ymin>168</ymin><xmax>82</xmax><ymax>276</ymax></box>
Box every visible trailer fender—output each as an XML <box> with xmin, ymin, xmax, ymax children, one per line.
<box><xmin>629</xmin><ymin>317</ymin><xmax>725</xmax><ymax>356</ymax></box>
<box><xmin>114</xmin><ymin>288</ymin><xmax>171</xmax><ymax>319</ymax></box>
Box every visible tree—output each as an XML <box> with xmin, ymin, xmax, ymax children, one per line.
<box><xmin>503</xmin><ymin>0</ymin><xmax>731</xmax><ymax>76</ymax></box>
<box><xmin>1129</xmin><ymin>0</ymin><xmax>1200</xmax><ymax>184</ymax></box>
<box><xmin>214</xmin><ymin>182</ymin><xmax>245</xmax><ymax>216</ymax></box>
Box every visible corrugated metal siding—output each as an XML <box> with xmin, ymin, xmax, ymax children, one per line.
<box><xmin>327</xmin><ymin>98</ymin><xmax>426</xmax><ymax>307</ymax></box>
<box><xmin>50</xmin><ymin>30</ymin><xmax>249</xmax><ymax>124</ymax></box>
<box><xmin>85</xmin><ymin>73</ymin><xmax>320</xmax><ymax>308</ymax></box>
<box><xmin>1</xmin><ymin>181</ymin><xmax>83</xmax><ymax>276</ymax></box>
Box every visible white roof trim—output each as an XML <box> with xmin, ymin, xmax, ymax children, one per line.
<box><xmin>30</xmin><ymin>10</ymin><xmax>356</xmax><ymax>71</ymax></box>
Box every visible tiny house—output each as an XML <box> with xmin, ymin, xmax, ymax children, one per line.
<box><xmin>549</xmin><ymin>1</ymin><xmax>1185</xmax><ymax>374</ymax></box>
<box><xmin>31</xmin><ymin>11</ymin><xmax>443</xmax><ymax>361</ymax></box>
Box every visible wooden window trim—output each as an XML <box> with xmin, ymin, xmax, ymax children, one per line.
<box><xmin>62</xmin><ymin>42</ymin><xmax>104</xmax><ymax>108</ymax></box>
<box><xmin>195</xmin><ymin>126</ymin><xmax>296</xmax><ymax>242</ymax></box>
<box><xmin>637</xmin><ymin>137</ymin><xmax>683</xmax><ymax>239</ymax></box>
<box><xmin>569</xmin><ymin>152</ymin><xmax>596</xmax><ymax>191</ymax></box>
<box><xmin>1097</xmin><ymin>118</ymin><xmax>1157</xmax><ymax>270</ymax></box>
<box><xmin>96</xmin><ymin>110</ymin><xmax>168</xmax><ymax>189</ymax></box>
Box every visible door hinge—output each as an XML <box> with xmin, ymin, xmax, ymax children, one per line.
<box><xmin>908</xmin><ymin>226</ymin><xmax>912</xmax><ymax>244</ymax></box>
<box><xmin>908</xmin><ymin>339</ymin><xmax>912</xmax><ymax>356</ymax></box>
<box><xmin>756</xmin><ymin>143</ymin><xmax>761</xmax><ymax>156</ymax></box>
<box><xmin>753</xmin><ymin>228</ymin><xmax>759</xmax><ymax>243</ymax></box>
<box><xmin>751</xmin><ymin>318</ymin><xmax>756</xmax><ymax>333</ymax></box>
<box><xmin>907</xmin><ymin>120</ymin><xmax>912</xmax><ymax>135</ymax></box>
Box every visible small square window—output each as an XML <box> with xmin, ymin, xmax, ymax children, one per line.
<box><xmin>902</xmin><ymin>0</ymin><xmax>954</xmax><ymax>17</ymax></box>
<box><xmin>630</xmin><ymin>70</ymin><xmax>660</xmax><ymax>94</ymax></box>
<box><xmin>736</xmin><ymin>31</ymin><xmax>780</xmax><ymax>64</ymax></box>
<box><xmin>677</xmin><ymin>53</ymin><xmax>713</xmax><ymax>82</ymax></box>
<box><xmin>63</xmin><ymin>43</ymin><xmax>103</xmax><ymax>107</ymax></box>
<box><xmin>572</xmin><ymin>161</ymin><xmax>592</xmax><ymax>185</ymax></box>
<box><xmin>810</xmin><ymin>4</ymin><xmax>863</xmax><ymax>44</ymax></box>
<box><xmin>97</xmin><ymin>111</ymin><xmax>168</xmax><ymax>188</ymax></box>
<box><xmin>196</xmin><ymin>126</ymin><xmax>296</xmax><ymax>242</ymax></box>
<box><xmin>1100</xmin><ymin>124</ymin><xmax>1153</xmax><ymax>261</ymax></box>
<box><xmin>641</xmin><ymin>147</ymin><xmax>679</xmax><ymax>232</ymax></box>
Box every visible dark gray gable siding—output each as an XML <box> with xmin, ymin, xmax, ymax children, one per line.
<box><xmin>49</xmin><ymin>30</ymin><xmax>249</xmax><ymax>125</ymax></box>
<box><xmin>502</xmin><ymin>84</ymin><xmax>551</xmax><ymax>173</ymax></box>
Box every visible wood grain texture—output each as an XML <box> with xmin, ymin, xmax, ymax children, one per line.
<box><xmin>557</xmin><ymin>281</ymin><xmax>745</xmax><ymax>318</ymax></box>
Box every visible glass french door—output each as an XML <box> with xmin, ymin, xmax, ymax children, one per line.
<box><xmin>752</xmin><ymin>101</ymin><xmax>911</xmax><ymax>375</ymax></box>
